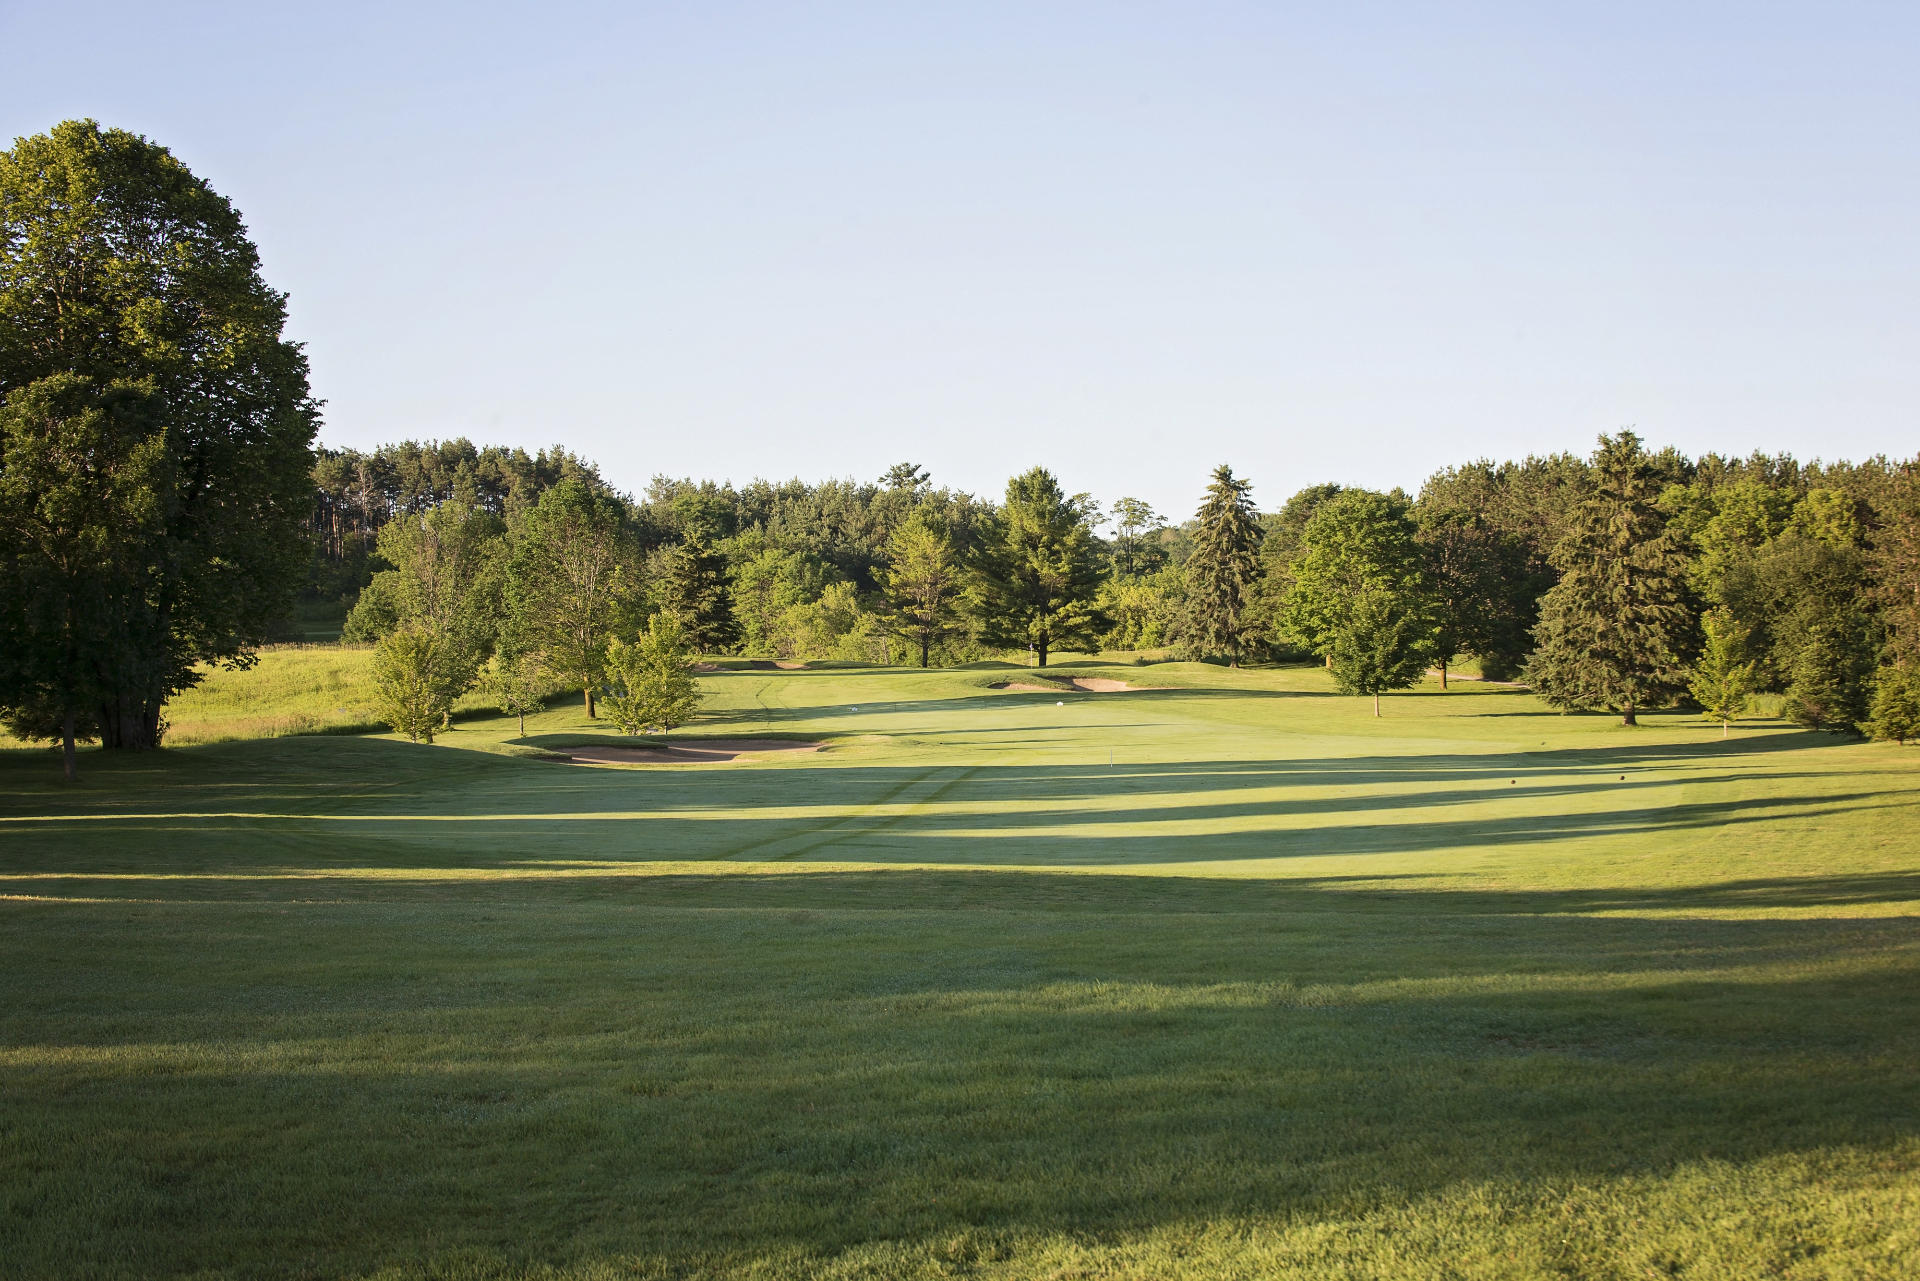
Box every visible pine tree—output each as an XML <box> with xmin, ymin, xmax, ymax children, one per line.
<box><xmin>661</xmin><ymin>536</ymin><xmax>738</xmax><ymax>654</ymax></box>
<box><xmin>1782</xmin><ymin>612</ymin><xmax>1872</xmax><ymax>733</ymax></box>
<box><xmin>1689</xmin><ymin>608</ymin><xmax>1757</xmax><ymax>737</ymax></box>
<box><xmin>881</xmin><ymin>516</ymin><xmax>962</xmax><ymax>667</ymax></box>
<box><xmin>1867</xmin><ymin>661</ymin><xmax>1920</xmax><ymax>744</ymax></box>
<box><xmin>968</xmin><ymin>467</ymin><xmax>1104</xmax><ymax>667</ymax></box>
<box><xmin>1181</xmin><ymin>465</ymin><xmax>1264</xmax><ymax>665</ymax></box>
<box><xmin>1527</xmin><ymin>433</ymin><xmax>1695</xmax><ymax>726</ymax></box>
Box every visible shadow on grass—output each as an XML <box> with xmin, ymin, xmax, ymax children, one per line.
<box><xmin>1</xmin><ymin>864</ymin><xmax>1915</xmax><ymax>1277</ymax></box>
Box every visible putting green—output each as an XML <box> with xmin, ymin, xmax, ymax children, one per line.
<box><xmin>2</xmin><ymin>659</ymin><xmax>1916</xmax><ymax>1278</ymax></box>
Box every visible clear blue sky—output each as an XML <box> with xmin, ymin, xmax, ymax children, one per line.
<box><xmin>5</xmin><ymin>2</ymin><xmax>1916</xmax><ymax>521</ymax></box>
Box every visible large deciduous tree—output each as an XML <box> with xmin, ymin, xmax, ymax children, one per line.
<box><xmin>1280</xmin><ymin>489</ymin><xmax>1430</xmax><ymax>667</ymax></box>
<box><xmin>1181</xmin><ymin>465</ymin><xmax>1264</xmax><ymax>665</ymax></box>
<box><xmin>1527</xmin><ymin>433</ymin><xmax>1695</xmax><ymax>725</ymax></box>
<box><xmin>969</xmin><ymin>467</ymin><xmax>1104</xmax><ymax>667</ymax></box>
<box><xmin>503</xmin><ymin>478</ymin><xmax>643</xmax><ymax>718</ymax></box>
<box><xmin>0</xmin><ymin>121</ymin><xmax>319</xmax><ymax>751</ymax></box>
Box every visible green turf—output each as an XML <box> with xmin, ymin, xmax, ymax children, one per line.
<box><xmin>3</xmin><ymin>658</ymin><xmax>1917</xmax><ymax>1278</ymax></box>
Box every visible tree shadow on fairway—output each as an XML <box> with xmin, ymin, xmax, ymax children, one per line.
<box><xmin>1</xmin><ymin>730</ymin><xmax>1905</xmax><ymax>878</ymax></box>
<box><xmin>3</xmin><ymin>868</ymin><xmax>1916</xmax><ymax>1278</ymax></box>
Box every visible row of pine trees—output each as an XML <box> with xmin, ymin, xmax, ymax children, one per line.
<box><xmin>334</xmin><ymin>432</ymin><xmax>1920</xmax><ymax>741</ymax></box>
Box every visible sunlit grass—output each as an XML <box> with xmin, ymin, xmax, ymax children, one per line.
<box><xmin>2</xmin><ymin>656</ymin><xmax>1917</xmax><ymax>1277</ymax></box>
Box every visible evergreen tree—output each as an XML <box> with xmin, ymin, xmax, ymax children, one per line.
<box><xmin>1782</xmin><ymin>612</ymin><xmax>1873</xmax><ymax>733</ymax></box>
<box><xmin>1866</xmin><ymin>661</ymin><xmax>1920</xmax><ymax>744</ymax></box>
<box><xmin>602</xmin><ymin>616</ymin><xmax>705</xmax><ymax>738</ymax></box>
<box><xmin>881</xmin><ymin>516</ymin><xmax>962</xmax><ymax>667</ymax></box>
<box><xmin>503</xmin><ymin>479</ymin><xmax>643</xmax><ymax>718</ymax></box>
<box><xmin>1412</xmin><ymin>502</ymin><xmax>1533</xmax><ymax>687</ymax></box>
<box><xmin>969</xmin><ymin>467</ymin><xmax>1104</xmax><ymax>667</ymax></box>
<box><xmin>1181</xmin><ymin>465</ymin><xmax>1264</xmax><ymax>665</ymax></box>
<box><xmin>1527</xmin><ymin>433</ymin><xmax>1695</xmax><ymax>725</ymax></box>
<box><xmin>661</xmin><ymin>535</ymin><xmax>739</xmax><ymax>653</ymax></box>
<box><xmin>1327</xmin><ymin>588</ymin><xmax>1433</xmax><ymax>716</ymax></box>
<box><xmin>1869</xmin><ymin>467</ymin><xmax>1920</xmax><ymax>664</ymax></box>
<box><xmin>1689</xmin><ymin>609</ymin><xmax>1757</xmax><ymax>737</ymax></box>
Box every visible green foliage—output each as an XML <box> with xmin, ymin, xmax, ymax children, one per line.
<box><xmin>479</xmin><ymin>651</ymin><xmax>547</xmax><ymax>737</ymax></box>
<box><xmin>1528</xmin><ymin>434</ymin><xmax>1696</xmax><ymax>725</ymax></box>
<box><xmin>1108</xmin><ymin>497</ymin><xmax>1169</xmax><ymax>578</ymax></box>
<box><xmin>503</xmin><ymin>479</ymin><xmax>644</xmax><ymax>717</ymax></box>
<box><xmin>602</xmin><ymin>616</ymin><xmax>705</xmax><ymax>736</ymax></box>
<box><xmin>969</xmin><ymin>467</ymin><xmax>1105</xmax><ymax>666</ymax></box>
<box><xmin>1689</xmin><ymin>609</ymin><xmax>1758</xmax><ymax>735</ymax></box>
<box><xmin>773</xmin><ymin>581</ymin><xmax>891</xmax><ymax>663</ymax></box>
<box><xmin>1180</xmin><ymin>465</ymin><xmax>1265</xmax><ymax>665</ymax></box>
<box><xmin>1866</xmin><ymin>661</ymin><xmax>1920</xmax><ymax>744</ymax></box>
<box><xmin>727</xmin><ymin>535</ymin><xmax>838</xmax><ymax>656</ymax></box>
<box><xmin>1869</xmin><ymin>467</ymin><xmax>1920</xmax><ymax>665</ymax></box>
<box><xmin>1413</xmin><ymin>497</ymin><xmax>1535</xmax><ymax>685</ymax></box>
<box><xmin>370</xmin><ymin>627</ymin><xmax>460</xmax><ymax>743</ymax></box>
<box><xmin>344</xmin><ymin>502</ymin><xmax>504</xmax><ymax>705</ymax></box>
<box><xmin>661</xmin><ymin>535</ymin><xmax>739</xmax><ymax>653</ymax></box>
<box><xmin>1098</xmin><ymin>567</ymin><xmax>1185</xmax><ymax>651</ymax></box>
<box><xmin>1326</xmin><ymin>589</ymin><xmax>1433</xmax><ymax>714</ymax></box>
<box><xmin>1281</xmin><ymin>489</ymin><xmax>1429</xmax><ymax>662</ymax></box>
<box><xmin>0</xmin><ymin>120</ymin><xmax>317</xmax><ymax>749</ymax></box>
<box><xmin>881</xmin><ymin>517</ymin><xmax>963</xmax><ymax>667</ymax></box>
<box><xmin>0</xmin><ymin>375</ymin><xmax>167</xmax><ymax>776</ymax></box>
<box><xmin>1782</xmin><ymin>614</ymin><xmax>1874</xmax><ymax>734</ymax></box>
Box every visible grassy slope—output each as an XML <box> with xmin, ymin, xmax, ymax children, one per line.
<box><xmin>2</xmin><ymin>657</ymin><xmax>1917</xmax><ymax>1279</ymax></box>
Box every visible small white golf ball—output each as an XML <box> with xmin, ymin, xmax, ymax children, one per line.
<box><xmin>1057</xmin><ymin>701</ymin><xmax>1064</xmax><ymax>706</ymax></box>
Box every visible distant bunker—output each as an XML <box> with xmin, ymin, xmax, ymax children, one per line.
<box><xmin>567</xmin><ymin>739</ymin><xmax>823</xmax><ymax>765</ymax></box>
<box><xmin>989</xmin><ymin>677</ymin><xmax>1153</xmax><ymax>693</ymax></box>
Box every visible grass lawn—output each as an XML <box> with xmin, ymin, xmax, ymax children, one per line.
<box><xmin>2</xmin><ymin>657</ymin><xmax>1917</xmax><ymax>1278</ymax></box>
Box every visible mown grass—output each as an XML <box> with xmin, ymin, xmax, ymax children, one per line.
<box><xmin>2</xmin><ymin>657</ymin><xmax>1916</xmax><ymax>1278</ymax></box>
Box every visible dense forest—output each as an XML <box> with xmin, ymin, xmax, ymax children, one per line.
<box><xmin>304</xmin><ymin>433</ymin><xmax>1920</xmax><ymax>739</ymax></box>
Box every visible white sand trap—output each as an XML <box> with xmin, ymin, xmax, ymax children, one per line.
<box><xmin>988</xmin><ymin>677</ymin><xmax>1159</xmax><ymax>693</ymax></box>
<box><xmin>567</xmin><ymin>739</ymin><xmax>822</xmax><ymax>765</ymax></box>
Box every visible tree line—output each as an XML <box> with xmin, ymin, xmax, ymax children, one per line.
<box><xmin>7</xmin><ymin>120</ymin><xmax>1920</xmax><ymax>780</ymax></box>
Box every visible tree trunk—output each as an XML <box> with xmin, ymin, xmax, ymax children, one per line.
<box><xmin>1373</xmin><ymin>691</ymin><xmax>1381</xmax><ymax>717</ymax></box>
<box><xmin>517</xmin><ymin>711</ymin><xmax>526</xmax><ymax>735</ymax></box>
<box><xmin>62</xmin><ymin>712</ymin><xmax>77</xmax><ymax>783</ymax></box>
<box><xmin>1722</xmin><ymin>718</ymin><xmax>1728</xmax><ymax>738</ymax></box>
<box><xmin>1036</xmin><ymin>640</ymin><xmax>1049</xmax><ymax>667</ymax></box>
<box><xmin>920</xmin><ymin>636</ymin><xmax>929</xmax><ymax>668</ymax></box>
<box><xmin>96</xmin><ymin>696</ymin><xmax>163</xmax><ymax>750</ymax></box>
<box><xmin>1439</xmin><ymin>660</ymin><xmax>1448</xmax><ymax>689</ymax></box>
<box><xmin>584</xmin><ymin>686</ymin><xmax>596</xmax><ymax>718</ymax></box>
<box><xmin>1324</xmin><ymin>653</ymin><xmax>1332</xmax><ymax>670</ymax></box>
<box><xmin>1621</xmin><ymin>704</ymin><xmax>1637</xmax><ymax>726</ymax></box>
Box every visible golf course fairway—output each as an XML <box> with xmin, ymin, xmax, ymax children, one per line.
<box><xmin>3</xmin><ymin>658</ymin><xmax>1916</xmax><ymax>1279</ymax></box>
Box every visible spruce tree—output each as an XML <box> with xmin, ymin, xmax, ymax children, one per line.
<box><xmin>1527</xmin><ymin>433</ymin><xmax>1695</xmax><ymax>725</ymax></box>
<box><xmin>1182</xmin><ymin>465</ymin><xmax>1264</xmax><ymax>665</ymax></box>
<box><xmin>969</xmin><ymin>467</ymin><xmax>1104</xmax><ymax>666</ymax></box>
<box><xmin>661</xmin><ymin>536</ymin><xmax>739</xmax><ymax>654</ymax></box>
<box><xmin>1867</xmin><ymin>661</ymin><xmax>1920</xmax><ymax>744</ymax></box>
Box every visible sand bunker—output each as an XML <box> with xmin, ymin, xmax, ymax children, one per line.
<box><xmin>567</xmin><ymin>738</ymin><xmax>822</xmax><ymax>765</ymax></box>
<box><xmin>693</xmin><ymin>660</ymin><xmax>809</xmax><ymax>673</ymax></box>
<box><xmin>989</xmin><ymin>677</ymin><xmax>1152</xmax><ymax>693</ymax></box>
